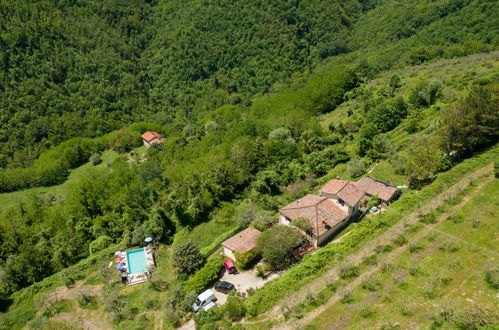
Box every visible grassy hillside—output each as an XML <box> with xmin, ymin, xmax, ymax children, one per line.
<box><xmin>1</xmin><ymin>51</ymin><xmax>497</xmax><ymax>329</ymax></box>
<box><xmin>0</xmin><ymin>1</ymin><xmax>498</xmax><ymax>328</ymax></box>
<box><xmin>0</xmin><ymin>149</ymin><xmax>120</xmax><ymax>210</ymax></box>
<box><xmin>306</xmin><ymin>177</ymin><xmax>498</xmax><ymax>329</ymax></box>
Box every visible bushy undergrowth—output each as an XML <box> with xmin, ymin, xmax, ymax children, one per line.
<box><xmin>183</xmin><ymin>256</ymin><xmax>223</xmax><ymax>294</ymax></box>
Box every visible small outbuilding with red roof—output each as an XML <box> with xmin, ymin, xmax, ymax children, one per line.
<box><xmin>221</xmin><ymin>227</ymin><xmax>262</xmax><ymax>261</ymax></box>
<box><xmin>141</xmin><ymin>131</ymin><xmax>165</xmax><ymax>148</ymax></box>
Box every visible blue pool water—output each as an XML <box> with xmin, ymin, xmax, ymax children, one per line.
<box><xmin>126</xmin><ymin>248</ymin><xmax>148</xmax><ymax>274</ymax></box>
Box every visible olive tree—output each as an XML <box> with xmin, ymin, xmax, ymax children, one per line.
<box><xmin>256</xmin><ymin>225</ymin><xmax>303</xmax><ymax>270</ymax></box>
<box><xmin>171</xmin><ymin>240</ymin><xmax>205</xmax><ymax>275</ymax></box>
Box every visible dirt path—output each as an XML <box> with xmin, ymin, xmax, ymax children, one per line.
<box><xmin>272</xmin><ymin>164</ymin><xmax>494</xmax><ymax>329</ymax></box>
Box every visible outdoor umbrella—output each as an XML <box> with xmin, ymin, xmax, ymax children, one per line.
<box><xmin>115</xmin><ymin>257</ymin><xmax>123</xmax><ymax>263</ymax></box>
<box><xmin>114</xmin><ymin>250</ymin><xmax>121</xmax><ymax>256</ymax></box>
<box><xmin>144</xmin><ymin>237</ymin><xmax>153</xmax><ymax>243</ymax></box>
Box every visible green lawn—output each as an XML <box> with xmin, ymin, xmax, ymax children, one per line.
<box><xmin>307</xmin><ymin>179</ymin><xmax>499</xmax><ymax>329</ymax></box>
<box><xmin>0</xmin><ymin>150</ymin><xmax>119</xmax><ymax>210</ymax></box>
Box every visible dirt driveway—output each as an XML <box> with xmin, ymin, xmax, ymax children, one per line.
<box><xmin>212</xmin><ymin>263</ymin><xmax>281</xmax><ymax>305</ymax></box>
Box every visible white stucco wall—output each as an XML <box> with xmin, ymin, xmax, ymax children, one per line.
<box><xmin>223</xmin><ymin>247</ymin><xmax>236</xmax><ymax>261</ymax></box>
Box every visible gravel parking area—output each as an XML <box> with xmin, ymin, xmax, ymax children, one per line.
<box><xmin>212</xmin><ymin>262</ymin><xmax>281</xmax><ymax>305</ymax></box>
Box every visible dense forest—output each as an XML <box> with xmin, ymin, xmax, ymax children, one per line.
<box><xmin>1</xmin><ymin>0</ymin><xmax>497</xmax><ymax>169</ymax></box>
<box><xmin>0</xmin><ymin>0</ymin><xmax>498</xmax><ymax>326</ymax></box>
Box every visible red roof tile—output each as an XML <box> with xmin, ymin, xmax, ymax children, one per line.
<box><xmin>320</xmin><ymin>180</ymin><xmax>364</xmax><ymax>207</ymax></box>
<box><xmin>221</xmin><ymin>227</ymin><xmax>262</xmax><ymax>253</ymax></box>
<box><xmin>336</xmin><ymin>182</ymin><xmax>365</xmax><ymax>207</ymax></box>
<box><xmin>355</xmin><ymin>176</ymin><xmax>399</xmax><ymax>202</ymax></box>
<box><xmin>319</xmin><ymin>179</ymin><xmax>349</xmax><ymax>195</ymax></box>
<box><xmin>280</xmin><ymin>194</ymin><xmax>349</xmax><ymax>237</ymax></box>
<box><xmin>141</xmin><ymin>131</ymin><xmax>163</xmax><ymax>143</ymax></box>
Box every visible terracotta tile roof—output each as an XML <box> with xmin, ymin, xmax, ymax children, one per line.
<box><xmin>279</xmin><ymin>194</ymin><xmax>349</xmax><ymax>237</ymax></box>
<box><xmin>141</xmin><ymin>131</ymin><xmax>164</xmax><ymax>143</ymax></box>
<box><xmin>336</xmin><ymin>182</ymin><xmax>365</xmax><ymax>207</ymax></box>
<box><xmin>221</xmin><ymin>227</ymin><xmax>262</xmax><ymax>253</ymax></box>
<box><xmin>355</xmin><ymin>176</ymin><xmax>400</xmax><ymax>202</ymax></box>
<box><xmin>319</xmin><ymin>179</ymin><xmax>349</xmax><ymax>195</ymax></box>
<box><xmin>320</xmin><ymin>180</ymin><xmax>364</xmax><ymax>207</ymax></box>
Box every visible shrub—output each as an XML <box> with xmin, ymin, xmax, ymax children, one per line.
<box><xmin>423</xmin><ymin>285</ymin><xmax>437</xmax><ymax>299</ymax></box>
<box><xmin>183</xmin><ymin>256</ymin><xmax>223</xmax><ymax>293</ymax></box>
<box><xmin>400</xmin><ymin>303</ymin><xmax>412</xmax><ymax>317</ymax></box>
<box><xmin>194</xmin><ymin>307</ymin><xmax>225</xmax><ymax>329</ymax></box>
<box><xmin>367</xmin><ymin>196</ymin><xmax>381</xmax><ymax>209</ymax></box>
<box><xmin>89</xmin><ymin>152</ymin><xmax>101</xmax><ymax>165</ymax></box>
<box><xmin>361</xmin><ymin>275</ymin><xmax>381</xmax><ymax>291</ymax></box>
<box><xmin>359</xmin><ymin>306</ymin><xmax>375</xmax><ymax>318</ymax></box>
<box><xmin>409</xmin><ymin>263</ymin><xmax>421</xmax><ymax>276</ymax></box>
<box><xmin>409</xmin><ymin>243</ymin><xmax>423</xmax><ymax>253</ymax></box>
<box><xmin>256</xmin><ymin>225</ymin><xmax>303</xmax><ymax>270</ymax></box>
<box><xmin>89</xmin><ymin>235</ymin><xmax>113</xmax><ymax>255</ymax></box>
<box><xmin>393</xmin><ymin>234</ymin><xmax>407</xmax><ymax>246</ymax></box>
<box><xmin>470</xmin><ymin>217</ymin><xmax>481</xmax><ymax>228</ymax></box>
<box><xmin>347</xmin><ymin>159</ymin><xmax>366</xmax><ymax>178</ymax></box>
<box><xmin>340</xmin><ymin>290</ymin><xmax>353</xmax><ymax>304</ymax></box>
<box><xmin>454</xmin><ymin>304</ymin><xmax>498</xmax><ymax>329</ymax></box>
<box><xmin>251</xmin><ymin>212</ymin><xmax>278</xmax><ymax>231</ymax></box>
<box><xmin>60</xmin><ymin>270</ymin><xmax>76</xmax><ymax>288</ymax></box>
<box><xmin>256</xmin><ymin>264</ymin><xmax>271</xmax><ymax>279</ymax></box>
<box><xmin>484</xmin><ymin>264</ymin><xmax>499</xmax><ymax>290</ymax></box>
<box><xmin>339</xmin><ymin>263</ymin><xmax>359</xmax><ymax>279</ymax></box>
<box><xmin>292</xmin><ymin>217</ymin><xmax>313</xmax><ymax>237</ymax></box>
<box><xmin>446</xmin><ymin>214</ymin><xmax>463</xmax><ymax>223</ymax></box>
<box><xmin>77</xmin><ymin>293</ymin><xmax>98</xmax><ymax>310</ymax></box>
<box><xmin>224</xmin><ymin>294</ymin><xmax>246</xmax><ymax>321</ymax></box>
<box><xmin>171</xmin><ymin>240</ymin><xmax>205</xmax><ymax>275</ymax></box>
<box><xmin>381</xmin><ymin>263</ymin><xmax>393</xmax><ymax>273</ymax></box>
<box><xmin>164</xmin><ymin>284</ymin><xmax>196</xmax><ymax>327</ymax></box>
<box><xmin>362</xmin><ymin>254</ymin><xmax>378</xmax><ymax>266</ymax></box>
<box><xmin>234</xmin><ymin>250</ymin><xmax>259</xmax><ymax>270</ymax></box>
<box><xmin>148</xmin><ymin>269</ymin><xmax>167</xmax><ymax>292</ymax></box>
<box><xmin>438</xmin><ymin>240</ymin><xmax>459</xmax><ymax>253</ymax></box>
<box><xmin>42</xmin><ymin>299</ymin><xmax>72</xmax><ymax>318</ymax></box>
<box><xmin>432</xmin><ymin>304</ymin><xmax>456</xmax><ymax>325</ymax></box>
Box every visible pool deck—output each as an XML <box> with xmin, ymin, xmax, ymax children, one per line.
<box><xmin>120</xmin><ymin>246</ymin><xmax>156</xmax><ymax>285</ymax></box>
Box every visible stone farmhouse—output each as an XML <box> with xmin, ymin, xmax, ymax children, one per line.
<box><xmin>279</xmin><ymin>176</ymin><xmax>400</xmax><ymax>246</ymax></box>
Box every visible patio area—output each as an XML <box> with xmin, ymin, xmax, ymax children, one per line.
<box><xmin>115</xmin><ymin>243</ymin><xmax>156</xmax><ymax>285</ymax></box>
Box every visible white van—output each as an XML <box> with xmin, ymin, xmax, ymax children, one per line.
<box><xmin>192</xmin><ymin>289</ymin><xmax>217</xmax><ymax>312</ymax></box>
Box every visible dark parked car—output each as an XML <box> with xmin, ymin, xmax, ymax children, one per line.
<box><xmin>215</xmin><ymin>281</ymin><xmax>235</xmax><ymax>294</ymax></box>
<box><xmin>223</xmin><ymin>259</ymin><xmax>238</xmax><ymax>274</ymax></box>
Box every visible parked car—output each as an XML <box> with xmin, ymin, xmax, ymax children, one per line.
<box><xmin>192</xmin><ymin>289</ymin><xmax>217</xmax><ymax>312</ymax></box>
<box><xmin>223</xmin><ymin>259</ymin><xmax>238</xmax><ymax>274</ymax></box>
<box><xmin>215</xmin><ymin>281</ymin><xmax>235</xmax><ymax>294</ymax></box>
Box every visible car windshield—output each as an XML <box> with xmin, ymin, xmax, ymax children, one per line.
<box><xmin>229</xmin><ymin>267</ymin><xmax>236</xmax><ymax>271</ymax></box>
<box><xmin>195</xmin><ymin>298</ymin><xmax>202</xmax><ymax>306</ymax></box>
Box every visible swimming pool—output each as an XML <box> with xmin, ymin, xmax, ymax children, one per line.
<box><xmin>126</xmin><ymin>248</ymin><xmax>148</xmax><ymax>274</ymax></box>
